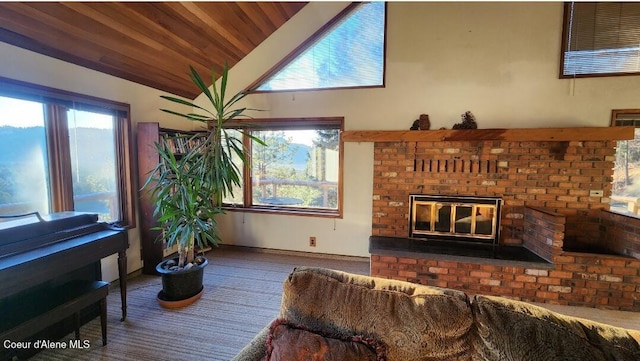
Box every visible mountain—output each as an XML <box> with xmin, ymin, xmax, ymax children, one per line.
<box><xmin>290</xmin><ymin>143</ymin><xmax>311</xmax><ymax>171</ymax></box>
<box><xmin>0</xmin><ymin>126</ymin><xmax>115</xmax><ymax>166</ymax></box>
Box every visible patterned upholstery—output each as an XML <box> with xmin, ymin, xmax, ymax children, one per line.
<box><xmin>232</xmin><ymin>267</ymin><xmax>640</xmax><ymax>361</ymax></box>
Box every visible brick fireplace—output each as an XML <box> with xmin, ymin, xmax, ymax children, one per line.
<box><xmin>361</xmin><ymin>131</ymin><xmax>640</xmax><ymax>311</ymax></box>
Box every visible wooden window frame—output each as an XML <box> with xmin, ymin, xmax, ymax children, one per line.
<box><xmin>560</xmin><ymin>2</ymin><xmax>640</xmax><ymax>79</ymax></box>
<box><xmin>224</xmin><ymin>117</ymin><xmax>344</xmax><ymax>218</ymax></box>
<box><xmin>0</xmin><ymin>76</ymin><xmax>136</xmax><ymax>228</ymax></box>
<box><xmin>246</xmin><ymin>2</ymin><xmax>387</xmax><ymax>93</ymax></box>
<box><xmin>611</xmin><ymin>109</ymin><xmax>640</xmax><ymax>127</ymax></box>
<box><xmin>610</xmin><ymin>109</ymin><xmax>640</xmax><ymax>218</ymax></box>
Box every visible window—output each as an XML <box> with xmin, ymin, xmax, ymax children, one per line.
<box><xmin>561</xmin><ymin>2</ymin><xmax>640</xmax><ymax>78</ymax></box>
<box><xmin>0</xmin><ymin>77</ymin><xmax>135</xmax><ymax>226</ymax></box>
<box><xmin>224</xmin><ymin>118</ymin><xmax>343</xmax><ymax>217</ymax></box>
<box><xmin>611</xmin><ymin>109</ymin><xmax>640</xmax><ymax>217</ymax></box>
<box><xmin>249</xmin><ymin>2</ymin><xmax>386</xmax><ymax>92</ymax></box>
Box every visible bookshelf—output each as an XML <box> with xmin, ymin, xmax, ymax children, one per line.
<box><xmin>136</xmin><ymin>122</ymin><xmax>205</xmax><ymax>274</ymax></box>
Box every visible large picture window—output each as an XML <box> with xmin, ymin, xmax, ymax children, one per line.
<box><xmin>0</xmin><ymin>77</ymin><xmax>135</xmax><ymax>227</ymax></box>
<box><xmin>224</xmin><ymin>118</ymin><xmax>343</xmax><ymax>217</ymax></box>
<box><xmin>611</xmin><ymin>109</ymin><xmax>640</xmax><ymax>218</ymax></box>
<box><xmin>560</xmin><ymin>2</ymin><xmax>640</xmax><ymax>78</ymax></box>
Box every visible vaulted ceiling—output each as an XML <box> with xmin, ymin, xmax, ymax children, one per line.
<box><xmin>0</xmin><ymin>2</ymin><xmax>308</xmax><ymax>98</ymax></box>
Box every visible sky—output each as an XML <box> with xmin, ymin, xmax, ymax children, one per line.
<box><xmin>0</xmin><ymin>96</ymin><xmax>113</xmax><ymax>129</ymax></box>
<box><xmin>0</xmin><ymin>96</ymin><xmax>43</xmax><ymax>127</ymax></box>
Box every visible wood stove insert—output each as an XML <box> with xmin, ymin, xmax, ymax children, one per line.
<box><xmin>409</xmin><ymin>194</ymin><xmax>502</xmax><ymax>245</ymax></box>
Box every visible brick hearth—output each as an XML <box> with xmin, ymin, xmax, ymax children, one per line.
<box><xmin>369</xmin><ymin>138</ymin><xmax>640</xmax><ymax>311</ymax></box>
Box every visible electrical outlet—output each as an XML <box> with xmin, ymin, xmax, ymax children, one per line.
<box><xmin>309</xmin><ymin>237</ymin><xmax>316</xmax><ymax>247</ymax></box>
<box><xmin>589</xmin><ymin>190</ymin><xmax>604</xmax><ymax>197</ymax></box>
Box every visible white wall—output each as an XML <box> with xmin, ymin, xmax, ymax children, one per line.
<box><xmin>2</xmin><ymin>2</ymin><xmax>639</xmax><ymax>272</ymax></box>
<box><xmin>218</xmin><ymin>2</ymin><xmax>640</xmax><ymax>257</ymax></box>
<box><xmin>0</xmin><ymin>42</ymin><xmax>187</xmax><ymax>281</ymax></box>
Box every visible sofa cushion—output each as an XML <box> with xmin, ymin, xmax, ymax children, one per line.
<box><xmin>279</xmin><ymin>266</ymin><xmax>474</xmax><ymax>361</ymax></box>
<box><xmin>262</xmin><ymin>319</ymin><xmax>385</xmax><ymax>361</ymax></box>
<box><xmin>472</xmin><ymin>295</ymin><xmax>640</xmax><ymax>361</ymax></box>
<box><xmin>231</xmin><ymin>325</ymin><xmax>270</xmax><ymax>361</ymax></box>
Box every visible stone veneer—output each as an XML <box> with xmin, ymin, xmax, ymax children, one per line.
<box><xmin>369</xmin><ymin>139</ymin><xmax>640</xmax><ymax>311</ymax></box>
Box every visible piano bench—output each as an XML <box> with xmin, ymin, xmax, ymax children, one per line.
<box><xmin>0</xmin><ymin>280</ymin><xmax>109</xmax><ymax>348</ymax></box>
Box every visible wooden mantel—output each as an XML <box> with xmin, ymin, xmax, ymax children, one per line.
<box><xmin>341</xmin><ymin>126</ymin><xmax>635</xmax><ymax>142</ymax></box>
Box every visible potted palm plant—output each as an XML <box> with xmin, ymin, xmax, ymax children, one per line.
<box><xmin>143</xmin><ymin>63</ymin><xmax>262</xmax><ymax>306</ymax></box>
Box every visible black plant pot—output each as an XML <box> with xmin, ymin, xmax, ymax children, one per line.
<box><xmin>156</xmin><ymin>256</ymin><xmax>208</xmax><ymax>302</ymax></box>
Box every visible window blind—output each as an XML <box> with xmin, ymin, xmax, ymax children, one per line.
<box><xmin>252</xmin><ymin>2</ymin><xmax>386</xmax><ymax>92</ymax></box>
<box><xmin>561</xmin><ymin>2</ymin><xmax>640</xmax><ymax>77</ymax></box>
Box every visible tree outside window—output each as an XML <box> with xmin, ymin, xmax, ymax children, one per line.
<box><xmin>223</xmin><ymin>118</ymin><xmax>342</xmax><ymax>217</ymax></box>
<box><xmin>611</xmin><ymin>110</ymin><xmax>640</xmax><ymax>216</ymax></box>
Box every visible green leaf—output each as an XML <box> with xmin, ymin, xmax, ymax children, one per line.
<box><xmin>142</xmin><ymin>63</ymin><xmax>264</xmax><ymax>262</ymax></box>
<box><xmin>219</xmin><ymin>62</ymin><xmax>229</xmax><ymax>109</ymax></box>
<box><xmin>189</xmin><ymin>65</ymin><xmax>215</xmax><ymax>107</ymax></box>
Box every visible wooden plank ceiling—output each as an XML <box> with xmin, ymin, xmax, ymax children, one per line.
<box><xmin>0</xmin><ymin>2</ymin><xmax>307</xmax><ymax>99</ymax></box>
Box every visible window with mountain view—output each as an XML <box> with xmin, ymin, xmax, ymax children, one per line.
<box><xmin>0</xmin><ymin>97</ymin><xmax>49</xmax><ymax>216</ymax></box>
<box><xmin>67</xmin><ymin>109</ymin><xmax>122</xmax><ymax>221</ymax></box>
<box><xmin>251</xmin><ymin>2</ymin><xmax>386</xmax><ymax>92</ymax></box>
<box><xmin>0</xmin><ymin>77</ymin><xmax>134</xmax><ymax>226</ymax></box>
<box><xmin>223</xmin><ymin>118</ymin><xmax>342</xmax><ymax>217</ymax></box>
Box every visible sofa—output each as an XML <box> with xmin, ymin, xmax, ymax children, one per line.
<box><xmin>232</xmin><ymin>266</ymin><xmax>640</xmax><ymax>361</ymax></box>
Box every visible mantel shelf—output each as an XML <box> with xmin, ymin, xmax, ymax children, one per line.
<box><xmin>341</xmin><ymin>126</ymin><xmax>635</xmax><ymax>142</ymax></box>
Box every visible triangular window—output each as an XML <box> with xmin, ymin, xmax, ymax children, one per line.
<box><xmin>250</xmin><ymin>2</ymin><xmax>386</xmax><ymax>92</ymax></box>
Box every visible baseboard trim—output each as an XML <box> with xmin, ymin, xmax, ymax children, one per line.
<box><xmin>216</xmin><ymin>244</ymin><xmax>369</xmax><ymax>263</ymax></box>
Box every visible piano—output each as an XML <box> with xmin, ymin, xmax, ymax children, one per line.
<box><xmin>0</xmin><ymin>212</ymin><xmax>128</xmax><ymax>357</ymax></box>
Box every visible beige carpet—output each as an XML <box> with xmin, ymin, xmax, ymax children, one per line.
<box><xmin>28</xmin><ymin>246</ymin><xmax>640</xmax><ymax>360</ymax></box>
<box><xmin>29</xmin><ymin>247</ymin><xmax>369</xmax><ymax>361</ymax></box>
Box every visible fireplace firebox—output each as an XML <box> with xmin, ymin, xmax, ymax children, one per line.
<box><xmin>409</xmin><ymin>195</ymin><xmax>502</xmax><ymax>246</ymax></box>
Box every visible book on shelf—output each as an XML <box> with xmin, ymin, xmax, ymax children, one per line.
<box><xmin>159</xmin><ymin>130</ymin><xmax>205</xmax><ymax>155</ymax></box>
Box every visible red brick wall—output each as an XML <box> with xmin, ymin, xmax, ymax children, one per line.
<box><xmin>370</xmin><ymin>253</ymin><xmax>640</xmax><ymax>311</ymax></box>
<box><xmin>600</xmin><ymin>210</ymin><xmax>640</xmax><ymax>258</ymax></box>
<box><xmin>370</xmin><ymin>138</ymin><xmax>640</xmax><ymax>311</ymax></box>
<box><xmin>522</xmin><ymin>206</ymin><xmax>565</xmax><ymax>262</ymax></box>
<box><xmin>372</xmin><ymin>140</ymin><xmax>616</xmax><ymax>246</ymax></box>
